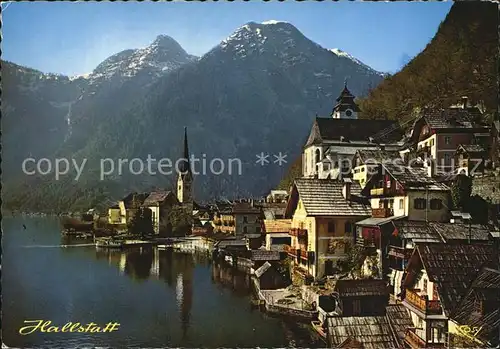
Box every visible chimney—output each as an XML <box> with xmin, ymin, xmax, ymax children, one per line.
<box><xmin>462</xmin><ymin>96</ymin><xmax>468</xmax><ymax>109</ymax></box>
<box><xmin>343</xmin><ymin>178</ymin><xmax>352</xmax><ymax>201</ymax></box>
<box><xmin>426</xmin><ymin>159</ymin><xmax>435</xmax><ymax>178</ymax></box>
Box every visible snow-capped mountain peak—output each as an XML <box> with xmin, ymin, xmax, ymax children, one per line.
<box><xmin>330</xmin><ymin>48</ymin><xmax>384</xmax><ymax>76</ymax></box>
<box><xmin>88</xmin><ymin>35</ymin><xmax>196</xmax><ymax>84</ymax></box>
<box><xmin>261</xmin><ymin>20</ymin><xmax>289</xmax><ymax>25</ymax></box>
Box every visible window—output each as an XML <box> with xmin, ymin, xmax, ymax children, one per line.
<box><xmin>315</xmin><ymin>149</ymin><xmax>321</xmax><ymax>164</ymax></box>
<box><xmin>444</xmin><ymin>153</ymin><xmax>451</xmax><ymax>164</ymax></box>
<box><xmin>386</xmin><ymin>179</ymin><xmax>391</xmax><ymax>189</ymax></box>
<box><xmin>328</xmin><ymin>222</ymin><xmax>336</xmax><ymax>233</ymax></box>
<box><xmin>414</xmin><ymin>198</ymin><xmax>427</xmax><ymax>210</ymax></box>
<box><xmin>243</xmin><ymin>216</ymin><xmax>248</xmax><ymax>223</ymax></box>
<box><xmin>399</xmin><ymin>199</ymin><xmax>404</xmax><ymax>210</ymax></box>
<box><xmin>430</xmin><ymin>199</ymin><xmax>443</xmax><ymax>210</ymax></box>
<box><xmin>345</xmin><ymin>110</ymin><xmax>353</xmax><ymax>117</ymax></box>
<box><xmin>345</xmin><ymin>222</ymin><xmax>352</xmax><ymax>234</ymax></box>
<box><xmin>361</xmin><ymin>167</ymin><xmax>365</xmax><ymax>172</ymax></box>
<box><xmin>255</xmin><ymin>227</ymin><xmax>261</xmax><ymax>233</ymax></box>
<box><xmin>444</xmin><ymin>136</ymin><xmax>451</xmax><ymax>145</ymax></box>
<box><xmin>423</xmin><ymin>278</ymin><xmax>428</xmax><ymax>295</ymax></box>
<box><xmin>388</xmin><ymin>199</ymin><xmax>394</xmax><ymax>209</ymax></box>
<box><xmin>243</xmin><ymin>226</ymin><xmax>248</xmax><ymax>234</ymax></box>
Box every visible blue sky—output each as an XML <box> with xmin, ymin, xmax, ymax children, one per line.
<box><xmin>2</xmin><ymin>1</ymin><xmax>452</xmax><ymax>76</ymax></box>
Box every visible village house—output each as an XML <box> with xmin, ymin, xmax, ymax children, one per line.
<box><xmin>454</xmin><ymin>144</ymin><xmax>487</xmax><ymax>176</ymax></box>
<box><xmin>399</xmin><ymin>100</ymin><xmax>490</xmax><ymax>174</ymax></box>
<box><xmin>142</xmin><ymin>190</ymin><xmax>178</xmax><ymax>235</ymax></box>
<box><xmin>212</xmin><ymin>201</ymin><xmax>235</xmax><ymax>235</ymax></box>
<box><xmin>261</xmin><ymin>202</ymin><xmax>287</xmax><ymax>220</ymax></box>
<box><xmin>361</xmin><ymin>162</ymin><xmax>450</xmax><ymax>223</ymax></box>
<box><xmin>232</xmin><ymin>201</ymin><xmax>262</xmax><ymax>237</ymax></box>
<box><xmin>325</xmin><ymin>280</ymin><xmax>399</xmax><ymax>349</ymax></box>
<box><xmin>302</xmin><ymin>86</ymin><xmax>404</xmax><ymax>180</ymax></box>
<box><xmin>400</xmin><ymin>243</ymin><xmax>495</xmax><ymax>348</ymax></box>
<box><xmin>351</xmin><ymin>149</ymin><xmax>402</xmax><ymax>189</ymax></box>
<box><xmin>118</xmin><ymin>192</ymin><xmax>149</xmax><ymax>225</ymax></box>
<box><xmin>107</xmin><ymin>202</ymin><xmax>122</xmax><ymax>224</ymax></box>
<box><xmin>262</xmin><ymin>219</ymin><xmax>292</xmax><ymax>252</ymax></box>
<box><xmin>284</xmin><ymin>178</ymin><xmax>371</xmax><ymax>281</ymax></box>
<box><xmin>266</xmin><ymin>190</ymin><xmax>288</xmax><ymax>203</ymax></box>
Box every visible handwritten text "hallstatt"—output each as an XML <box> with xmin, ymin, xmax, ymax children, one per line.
<box><xmin>19</xmin><ymin>320</ymin><xmax>120</xmax><ymax>335</ymax></box>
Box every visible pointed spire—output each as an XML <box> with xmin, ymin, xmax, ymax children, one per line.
<box><xmin>179</xmin><ymin>126</ymin><xmax>191</xmax><ymax>175</ymax></box>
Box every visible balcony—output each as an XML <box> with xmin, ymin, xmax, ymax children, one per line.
<box><xmin>370</xmin><ymin>188</ymin><xmax>385</xmax><ymax>196</ymax></box>
<box><xmin>388</xmin><ymin>246</ymin><xmax>413</xmax><ymax>260</ymax></box>
<box><xmin>416</xmin><ymin>146</ymin><xmax>432</xmax><ymax>158</ymax></box>
<box><xmin>290</xmin><ymin>228</ymin><xmax>308</xmax><ymax>238</ymax></box>
<box><xmin>405</xmin><ymin>328</ymin><xmax>426</xmax><ymax>348</ymax></box>
<box><xmin>405</xmin><ymin>289</ymin><xmax>443</xmax><ymax>315</ymax></box>
<box><xmin>284</xmin><ymin>245</ymin><xmax>309</xmax><ymax>260</ymax></box>
<box><xmin>372</xmin><ymin>207</ymin><xmax>394</xmax><ymax>218</ymax></box>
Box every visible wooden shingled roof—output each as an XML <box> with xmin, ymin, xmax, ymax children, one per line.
<box><xmin>385</xmin><ymin>304</ymin><xmax>413</xmax><ymax>345</ymax></box>
<box><xmin>451</xmin><ymin>267</ymin><xmax>500</xmax><ymax>346</ymax></box>
<box><xmin>334</xmin><ymin>279</ymin><xmax>389</xmax><ymax>298</ymax></box>
<box><xmin>262</xmin><ymin>219</ymin><xmax>291</xmax><ymax>233</ymax></box>
<box><xmin>414</xmin><ymin>243</ymin><xmax>496</xmax><ymax>316</ymax></box>
<box><xmin>287</xmin><ymin>179</ymin><xmax>371</xmax><ymax>217</ymax></box>
<box><xmin>327</xmin><ymin>316</ymin><xmax>398</xmax><ymax>349</ymax></box>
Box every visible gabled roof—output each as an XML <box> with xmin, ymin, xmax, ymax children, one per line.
<box><xmin>451</xmin><ymin>267</ymin><xmax>500</xmax><ymax>346</ymax></box>
<box><xmin>262</xmin><ymin>219</ymin><xmax>291</xmax><ymax>233</ymax></box>
<box><xmin>429</xmin><ymin>222</ymin><xmax>491</xmax><ymax>242</ymax></box>
<box><xmin>304</xmin><ymin>118</ymin><xmax>404</xmax><ymax>147</ymax></box>
<box><xmin>287</xmin><ymin>179</ymin><xmax>370</xmax><ymax>217</ymax></box>
<box><xmin>409</xmin><ymin>108</ymin><xmax>489</xmax><ymax>144</ymax></box>
<box><xmin>380</xmin><ymin>163</ymin><xmax>449</xmax><ymax>191</ymax></box>
<box><xmin>456</xmin><ymin>144</ymin><xmax>487</xmax><ymax>154</ymax></box>
<box><xmin>232</xmin><ymin>202</ymin><xmax>261</xmax><ymax>214</ymax></box>
<box><xmin>472</xmin><ymin>175</ymin><xmax>500</xmax><ymax>204</ymax></box>
<box><xmin>327</xmin><ymin>316</ymin><xmax>397</xmax><ymax>349</ymax></box>
<box><xmin>121</xmin><ymin>192</ymin><xmax>149</xmax><ymax>208</ymax></box>
<box><xmin>413</xmin><ymin>243</ymin><xmax>496</xmax><ymax>316</ymax></box>
<box><xmin>354</xmin><ymin>149</ymin><xmax>401</xmax><ymax>166</ymax></box>
<box><xmin>385</xmin><ymin>304</ymin><xmax>413</xmax><ymax>344</ymax></box>
<box><xmin>143</xmin><ymin>190</ymin><xmax>175</xmax><ymax>206</ymax></box>
<box><xmin>334</xmin><ymin>279</ymin><xmax>389</xmax><ymax>298</ymax></box>
<box><xmin>392</xmin><ymin>219</ymin><xmax>441</xmax><ymax>243</ymax></box>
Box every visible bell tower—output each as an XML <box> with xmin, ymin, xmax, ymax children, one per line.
<box><xmin>177</xmin><ymin>127</ymin><xmax>193</xmax><ymax>212</ymax></box>
<box><xmin>331</xmin><ymin>81</ymin><xmax>360</xmax><ymax>119</ymax></box>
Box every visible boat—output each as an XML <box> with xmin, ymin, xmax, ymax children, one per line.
<box><xmin>95</xmin><ymin>238</ymin><xmax>123</xmax><ymax>249</ymax></box>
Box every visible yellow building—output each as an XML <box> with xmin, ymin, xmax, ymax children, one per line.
<box><xmin>107</xmin><ymin>204</ymin><xmax>122</xmax><ymax>224</ymax></box>
<box><xmin>352</xmin><ymin>149</ymin><xmax>401</xmax><ymax>189</ymax></box>
<box><xmin>284</xmin><ymin>178</ymin><xmax>370</xmax><ymax>280</ymax></box>
<box><xmin>117</xmin><ymin>192</ymin><xmax>149</xmax><ymax>225</ymax></box>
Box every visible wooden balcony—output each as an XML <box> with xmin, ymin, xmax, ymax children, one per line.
<box><xmin>290</xmin><ymin>228</ymin><xmax>308</xmax><ymax>239</ymax></box>
<box><xmin>284</xmin><ymin>245</ymin><xmax>308</xmax><ymax>260</ymax></box>
<box><xmin>370</xmin><ymin>188</ymin><xmax>385</xmax><ymax>196</ymax></box>
<box><xmin>372</xmin><ymin>207</ymin><xmax>394</xmax><ymax>218</ymax></box>
<box><xmin>388</xmin><ymin>246</ymin><xmax>413</xmax><ymax>260</ymax></box>
<box><xmin>405</xmin><ymin>289</ymin><xmax>443</xmax><ymax>315</ymax></box>
<box><xmin>405</xmin><ymin>328</ymin><xmax>426</xmax><ymax>348</ymax></box>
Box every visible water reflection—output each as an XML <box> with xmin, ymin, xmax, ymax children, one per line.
<box><xmin>92</xmin><ymin>247</ymin><xmax>228</xmax><ymax>339</ymax></box>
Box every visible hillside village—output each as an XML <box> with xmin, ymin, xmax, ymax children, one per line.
<box><xmin>80</xmin><ymin>83</ymin><xmax>500</xmax><ymax>348</ymax></box>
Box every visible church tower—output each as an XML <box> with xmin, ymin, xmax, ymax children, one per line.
<box><xmin>331</xmin><ymin>82</ymin><xmax>360</xmax><ymax>119</ymax></box>
<box><xmin>177</xmin><ymin>127</ymin><xmax>193</xmax><ymax>212</ymax></box>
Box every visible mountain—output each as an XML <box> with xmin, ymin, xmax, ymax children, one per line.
<box><xmin>358</xmin><ymin>1</ymin><xmax>498</xmax><ymax>122</ymax></box>
<box><xmin>2</xmin><ymin>21</ymin><xmax>384</xmax><ymax>212</ymax></box>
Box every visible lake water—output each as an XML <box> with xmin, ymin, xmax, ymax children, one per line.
<box><xmin>2</xmin><ymin>217</ymin><xmax>319</xmax><ymax>348</ymax></box>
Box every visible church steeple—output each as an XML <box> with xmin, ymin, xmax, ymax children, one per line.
<box><xmin>179</xmin><ymin>127</ymin><xmax>191</xmax><ymax>175</ymax></box>
<box><xmin>331</xmin><ymin>82</ymin><xmax>360</xmax><ymax>119</ymax></box>
<box><xmin>177</xmin><ymin>127</ymin><xmax>193</xmax><ymax>207</ymax></box>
